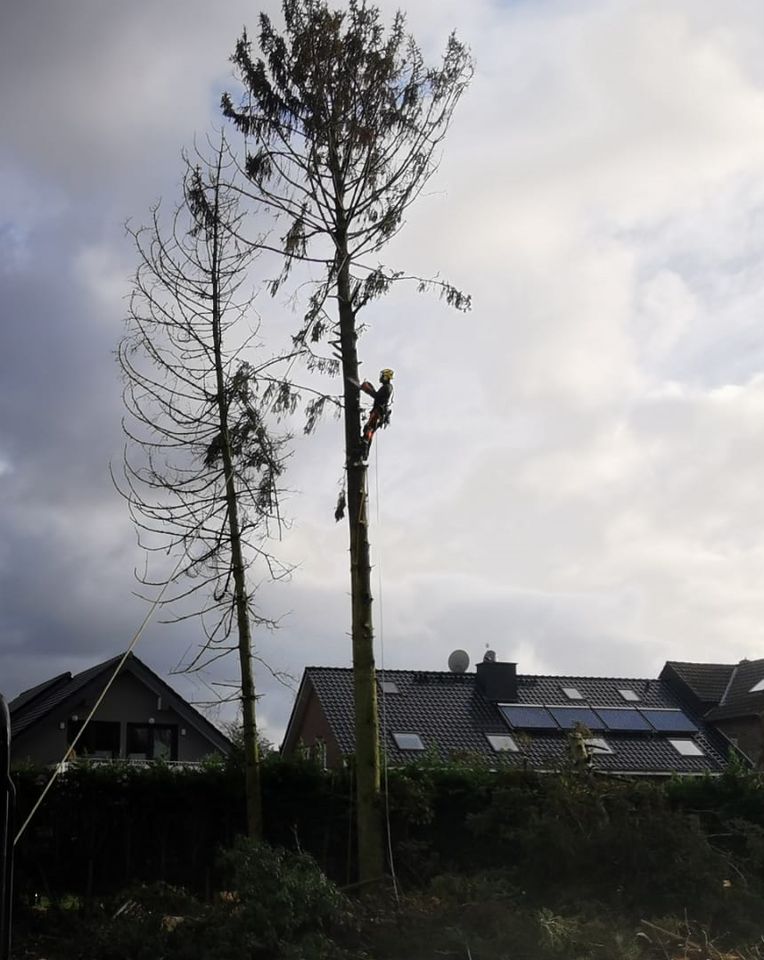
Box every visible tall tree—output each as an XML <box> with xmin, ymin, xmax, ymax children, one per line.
<box><xmin>117</xmin><ymin>140</ymin><xmax>289</xmax><ymax>838</ymax></box>
<box><xmin>222</xmin><ymin>0</ymin><xmax>472</xmax><ymax>880</ymax></box>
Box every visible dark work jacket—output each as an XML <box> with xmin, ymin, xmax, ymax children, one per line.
<box><xmin>361</xmin><ymin>380</ymin><xmax>393</xmax><ymax>409</ymax></box>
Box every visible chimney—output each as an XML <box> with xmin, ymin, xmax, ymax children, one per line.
<box><xmin>475</xmin><ymin>655</ymin><xmax>517</xmax><ymax>702</ymax></box>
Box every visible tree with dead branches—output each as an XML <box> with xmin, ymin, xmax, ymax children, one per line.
<box><xmin>116</xmin><ymin>139</ymin><xmax>290</xmax><ymax>838</ymax></box>
<box><xmin>222</xmin><ymin>0</ymin><xmax>472</xmax><ymax>880</ymax></box>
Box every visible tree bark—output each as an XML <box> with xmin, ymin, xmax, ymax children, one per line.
<box><xmin>336</xmin><ymin>230</ymin><xmax>384</xmax><ymax>882</ymax></box>
<box><xmin>210</xmin><ymin>181</ymin><xmax>263</xmax><ymax>840</ymax></box>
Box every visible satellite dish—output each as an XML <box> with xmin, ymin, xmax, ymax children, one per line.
<box><xmin>448</xmin><ymin>649</ymin><xmax>470</xmax><ymax>673</ymax></box>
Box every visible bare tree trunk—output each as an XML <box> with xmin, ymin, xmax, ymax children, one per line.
<box><xmin>336</xmin><ymin>229</ymin><xmax>384</xmax><ymax>882</ymax></box>
<box><xmin>210</xmin><ymin>182</ymin><xmax>263</xmax><ymax>840</ymax></box>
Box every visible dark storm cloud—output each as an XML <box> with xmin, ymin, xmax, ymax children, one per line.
<box><xmin>5</xmin><ymin>0</ymin><xmax>764</xmax><ymax>747</ymax></box>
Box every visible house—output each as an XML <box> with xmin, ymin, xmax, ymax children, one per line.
<box><xmin>9</xmin><ymin>652</ymin><xmax>232</xmax><ymax>768</ymax></box>
<box><xmin>282</xmin><ymin>654</ymin><xmax>741</xmax><ymax>776</ymax></box>
<box><xmin>661</xmin><ymin>658</ymin><xmax>764</xmax><ymax>768</ymax></box>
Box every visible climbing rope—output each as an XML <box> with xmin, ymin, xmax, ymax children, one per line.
<box><xmin>13</xmin><ymin>552</ymin><xmax>186</xmax><ymax>846</ymax></box>
<box><xmin>373</xmin><ymin>439</ymin><xmax>400</xmax><ymax>904</ymax></box>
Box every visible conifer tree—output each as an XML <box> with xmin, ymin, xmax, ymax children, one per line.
<box><xmin>118</xmin><ymin>140</ymin><xmax>289</xmax><ymax>838</ymax></box>
<box><xmin>223</xmin><ymin>0</ymin><xmax>472</xmax><ymax>879</ymax></box>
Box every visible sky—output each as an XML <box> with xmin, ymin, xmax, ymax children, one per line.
<box><xmin>3</xmin><ymin>0</ymin><xmax>764</xmax><ymax>745</ymax></box>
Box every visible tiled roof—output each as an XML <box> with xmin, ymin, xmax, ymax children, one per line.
<box><xmin>660</xmin><ymin>659</ymin><xmax>764</xmax><ymax>722</ymax></box>
<box><xmin>662</xmin><ymin>661</ymin><xmax>735</xmax><ymax>705</ymax></box>
<box><xmin>11</xmin><ymin>655</ymin><xmax>123</xmax><ymax>738</ymax></box>
<box><xmin>302</xmin><ymin>666</ymin><xmax>732</xmax><ymax>776</ymax></box>
<box><xmin>707</xmin><ymin>659</ymin><xmax>764</xmax><ymax>721</ymax></box>
<box><xmin>8</xmin><ymin>672</ymin><xmax>71</xmax><ymax>716</ymax></box>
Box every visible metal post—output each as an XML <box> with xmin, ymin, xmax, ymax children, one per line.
<box><xmin>0</xmin><ymin>695</ymin><xmax>14</xmax><ymax>960</ymax></box>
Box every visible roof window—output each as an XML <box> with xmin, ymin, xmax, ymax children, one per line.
<box><xmin>585</xmin><ymin>737</ymin><xmax>613</xmax><ymax>755</ymax></box>
<box><xmin>669</xmin><ymin>739</ymin><xmax>704</xmax><ymax>757</ymax></box>
<box><xmin>486</xmin><ymin>733</ymin><xmax>518</xmax><ymax>753</ymax></box>
<box><xmin>380</xmin><ymin>680</ymin><xmax>399</xmax><ymax>694</ymax></box>
<box><xmin>392</xmin><ymin>732</ymin><xmax>425</xmax><ymax>751</ymax></box>
<box><xmin>749</xmin><ymin>678</ymin><xmax>764</xmax><ymax>693</ymax></box>
<box><xmin>618</xmin><ymin>688</ymin><xmax>640</xmax><ymax>702</ymax></box>
<box><xmin>562</xmin><ymin>687</ymin><xmax>583</xmax><ymax>700</ymax></box>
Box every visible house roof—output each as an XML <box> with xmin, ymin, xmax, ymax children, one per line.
<box><xmin>10</xmin><ymin>652</ymin><xmax>232</xmax><ymax>755</ymax></box>
<box><xmin>286</xmin><ymin>666</ymin><xmax>733</xmax><ymax>776</ymax></box>
<box><xmin>8</xmin><ymin>672</ymin><xmax>71</xmax><ymax>716</ymax></box>
<box><xmin>661</xmin><ymin>658</ymin><xmax>764</xmax><ymax>722</ymax></box>
<box><xmin>661</xmin><ymin>661</ymin><xmax>736</xmax><ymax>706</ymax></box>
<box><xmin>706</xmin><ymin>659</ymin><xmax>764</xmax><ymax>721</ymax></box>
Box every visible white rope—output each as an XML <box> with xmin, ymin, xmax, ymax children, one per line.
<box><xmin>14</xmin><ymin>552</ymin><xmax>186</xmax><ymax>846</ymax></box>
<box><xmin>373</xmin><ymin>438</ymin><xmax>400</xmax><ymax>903</ymax></box>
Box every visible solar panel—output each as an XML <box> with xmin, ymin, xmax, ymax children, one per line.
<box><xmin>594</xmin><ymin>708</ymin><xmax>652</xmax><ymax>732</ymax></box>
<box><xmin>499</xmin><ymin>705</ymin><xmax>557</xmax><ymax>729</ymax></box>
<box><xmin>640</xmin><ymin>709</ymin><xmax>698</xmax><ymax>733</ymax></box>
<box><xmin>548</xmin><ymin>706</ymin><xmax>605</xmax><ymax>730</ymax></box>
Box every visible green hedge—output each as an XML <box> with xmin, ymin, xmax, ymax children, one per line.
<box><xmin>12</xmin><ymin>754</ymin><xmax>764</xmax><ymax>931</ymax></box>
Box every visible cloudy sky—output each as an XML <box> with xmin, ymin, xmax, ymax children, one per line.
<box><xmin>4</xmin><ymin>0</ymin><xmax>764</xmax><ymax>744</ymax></box>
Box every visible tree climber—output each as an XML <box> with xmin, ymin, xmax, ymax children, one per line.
<box><xmin>358</xmin><ymin>368</ymin><xmax>394</xmax><ymax>460</ymax></box>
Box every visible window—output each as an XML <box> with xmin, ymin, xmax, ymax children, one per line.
<box><xmin>669</xmin><ymin>739</ymin><xmax>704</xmax><ymax>757</ymax></box>
<box><xmin>749</xmin><ymin>678</ymin><xmax>764</xmax><ymax>693</ymax></box>
<box><xmin>392</xmin><ymin>732</ymin><xmax>425</xmax><ymax>751</ymax></box>
<box><xmin>126</xmin><ymin>723</ymin><xmax>178</xmax><ymax>761</ymax></box>
<box><xmin>67</xmin><ymin>719</ymin><xmax>120</xmax><ymax>759</ymax></box>
<box><xmin>585</xmin><ymin>737</ymin><xmax>613</xmax><ymax>755</ymax></box>
<box><xmin>311</xmin><ymin>738</ymin><xmax>327</xmax><ymax>770</ymax></box>
<box><xmin>618</xmin><ymin>688</ymin><xmax>640</xmax><ymax>702</ymax></box>
<box><xmin>379</xmin><ymin>680</ymin><xmax>399</xmax><ymax>694</ymax></box>
<box><xmin>486</xmin><ymin>734</ymin><xmax>518</xmax><ymax>753</ymax></box>
<box><xmin>562</xmin><ymin>687</ymin><xmax>583</xmax><ymax>700</ymax></box>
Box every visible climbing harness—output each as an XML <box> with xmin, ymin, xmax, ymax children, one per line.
<box><xmin>358</xmin><ymin>368</ymin><xmax>394</xmax><ymax>460</ymax></box>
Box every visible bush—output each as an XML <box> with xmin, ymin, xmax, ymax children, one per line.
<box><xmin>176</xmin><ymin>838</ymin><xmax>353</xmax><ymax>959</ymax></box>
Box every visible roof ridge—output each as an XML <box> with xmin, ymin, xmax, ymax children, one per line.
<box><xmin>666</xmin><ymin>660</ymin><xmax>736</xmax><ymax>669</ymax></box>
<box><xmin>719</xmin><ymin>662</ymin><xmax>740</xmax><ymax>706</ymax></box>
<box><xmin>305</xmin><ymin>665</ymin><xmax>662</xmax><ymax>684</ymax></box>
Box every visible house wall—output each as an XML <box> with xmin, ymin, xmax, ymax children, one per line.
<box><xmin>713</xmin><ymin>716</ymin><xmax>764</xmax><ymax>768</ymax></box>
<box><xmin>12</xmin><ymin>671</ymin><xmax>222</xmax><ymax>766</ymax></box>
<box><xmin>291</xmin><ymin>687</ymin><xmax>343</xmax><ymax>768</ymax></box>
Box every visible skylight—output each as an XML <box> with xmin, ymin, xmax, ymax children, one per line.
<box><xmin>486</xmin><ymin>734</ymin><xmax>518</xmax><ymax>753</ymax></box>
<box><xmin>618</xmin><ymin>688</ymin><xmax>640</xmax><ymax>702</ymax></box>
<box><xmin>380</xmin><ymin>680</ymin><xmax>399</xmax><ymax>694</ymax></box>
<box><xmin>749</xmin><ymin>678</ymin><xmax>764</xmax><ymax>693</ymax></box>
<box><xmin>585</xmin><ymin>737</ymin><xmax>613</xmax><ymax>755</ymax></box>
<box><xmin>669</xmin><ymin>739</ymin><xmax>704</xmax><ymax>757</ymax></box>
<box><xmin>392</xmin><ymin>732</ymin><xmax>425</xmax><ymax>751</ymax></box>
<box><xmin>562</xmin><ymin>687</ymin><xmax>583</xmax><ymax>700</ymax></box>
